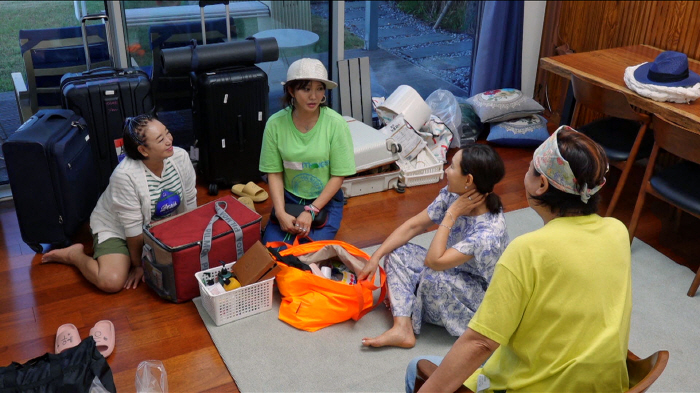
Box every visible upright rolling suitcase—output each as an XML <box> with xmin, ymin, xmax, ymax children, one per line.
<box><xmin>191</xmin><ymin>2</ymin><xmax>270</xmax><ymax>195</ymax></box>
<box><xmin>2</xmin><ymin>110</ymin><xmax>101</xmax><ymax>252</ymax></box>
<box><xmin>192</xmin><ymin>66</ymin><xmax>269</xmax><ymax>194</ymax></box>
<box><xmin>60</xmin><ymin>14</ymin><xmax>153</xmax><ymax>192</ymax></box>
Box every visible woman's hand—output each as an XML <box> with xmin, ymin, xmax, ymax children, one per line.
<box><xmin>448</xmin><ymin>189</ymin><xmax>487</xmax><ymax>219</ymax></box>
<box><xmin>124</xmin><ymin>266</ymin><xmax>144</xmax><ymax>289</ymax></box>
<box><xmin>357</xmin><ymin>254</ymin><xmax>381</xmax><ymax>281</ymax></box>
<box><xmin>295</xmin><ymin>211</ymin><xmax>313</xmax><ymax>237</ymax></box>
<box><xmin>276</xmin><ymin>210</ymin><xmax>299</xmax><ymax>234</ymax></box>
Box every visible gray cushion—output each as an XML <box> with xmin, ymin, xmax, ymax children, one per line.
<box><xmin>466</xmin><ymin>88</ymin><xmax>544</xmax><ymax>123</ymax></box>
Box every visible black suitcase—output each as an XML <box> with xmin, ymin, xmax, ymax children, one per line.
<box><xmin>190</xmin><ymin>3</ymin><xmax>270</xmax><ymax>195</ymax></box>
<box><xmin>192</xmin><ymin>65</ymin><xmax>269</xmax><ymax>194</ymax></box>
<box><xmin>2</xmin><ymin>110</ymin><xmax>101</xmax><ymax>253</ymax></box>
<box><xmin>60</xmin><ymin>14</ymin><xmax>154</xmax><ymax>192</ymax></box>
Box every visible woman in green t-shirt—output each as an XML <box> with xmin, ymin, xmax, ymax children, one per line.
<box><xmin>259</xmin><ymin>58</ymin><xmax>356</xmax><ymax>244</ymax></box>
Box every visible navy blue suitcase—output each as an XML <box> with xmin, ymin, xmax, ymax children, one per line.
<box><xmin>192</xmin><ymin>65</ymin><xmax>269</xmax><ymax>194</ymax></box>
<box><xmin>2</xmin><ymin>110</ymin><xmax>101</xmax><ymax>252</ymax></box>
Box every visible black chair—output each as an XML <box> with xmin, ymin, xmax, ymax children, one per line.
<box><xmin>570</xmin><ymin>74</ymin><xmax>653</xmax><ymax>217</ymax></box>
<box><xmin>12</xmin><ymin>24</ymin><xmax>111</xmax><ymax>123</ymax></box>
<box><xmin>628</xmin><ymin>115</ymin><xmax>700</xmax><ymax>297</ymax></box>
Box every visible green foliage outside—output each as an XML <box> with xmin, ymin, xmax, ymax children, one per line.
<box><xmin>395</xmin><ymin>1</ymin><xmax>478</xmax><ymax>35</ymax></box>
<box><xmin>0</xmin><ymin>1</ymin><xmax>105</xmax><ymax>92</ymax></box>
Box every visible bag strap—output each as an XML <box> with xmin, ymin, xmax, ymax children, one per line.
<box><xmin>200</xmin><ymin>201</ymin><xmax>243</xmax><ymax>271</ymax></box>
<box><xmin>265</xmin><ymin>234</ymin><xmax>307</xmax><ymax>252</ymax></box>
<box><xmin>354</xmin><ymin>266</ymin><xmax>387</xmax><ymax>321</ymax></box>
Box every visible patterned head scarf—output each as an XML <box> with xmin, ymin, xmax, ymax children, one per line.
<box><xmin>533</xmin><ymin>126</ymin><xmax>606</xmax><ymax>203</ymax></box>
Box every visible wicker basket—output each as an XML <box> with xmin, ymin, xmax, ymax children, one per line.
<box><xmin>397</xmin><ymin>146</ymin><xmax>444</xmax><ymax>187</ymax></box>
<box><xmin>195</xmin><ymin>263</ymin><xmax>274</xmax><ymax>326</ymax></box>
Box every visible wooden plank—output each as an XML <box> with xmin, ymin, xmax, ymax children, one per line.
<box><xmin>359</xmin><ymin>57</ymin><xmax>372</xmax><ymax>126</ymax></box>
<box><xmin>337</xmin><ymin>60</ymin><xmax>351</xmax><ymax>116</ymax></box>
<box><xmin>348</xmin><ymin>58</ymin><xmax>363</xmax><ymax>123</ymax></box>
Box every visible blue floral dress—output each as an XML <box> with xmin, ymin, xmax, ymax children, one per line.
<box><xmin>384</xmin><ymin>186</ymin><xmax>508</xmax><ymax>336</ymax></box>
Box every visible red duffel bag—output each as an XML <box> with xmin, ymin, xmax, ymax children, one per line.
<box><xmin>142</xmin><ymin>195</ymin><xmax>261</xmax><ymax>303</ymax></box>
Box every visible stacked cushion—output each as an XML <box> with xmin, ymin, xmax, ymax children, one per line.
<box><xmin>486</xmin><ymin>115</ymin><xmax>549</xmax><ymax>147</ymax></box>
<box><xmin>466</xmin><ymin>88</ymin><xmax>544</xmax><ymax>123</ymax></box>
<box><xmin>466</xmin><ymin>88</ymin><xmax>548</xmax><ymax>146</ymax></box>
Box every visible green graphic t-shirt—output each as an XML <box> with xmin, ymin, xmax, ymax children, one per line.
<box><xmin>259</xmin><ymin>106</ymin><xmax>356</xmax><ymax>199</ymax></box>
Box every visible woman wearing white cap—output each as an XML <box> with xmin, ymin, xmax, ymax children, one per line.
<box><xmin>259</xmin><ymin>58</ymin><xmax>356</xmax><ymax>244</ymax></box>
<box><xmin>408</xmin><ymin>126</ymin><xmax>633</xmax><ymax>393</ymax></box>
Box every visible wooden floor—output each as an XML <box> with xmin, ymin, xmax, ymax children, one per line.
<box><xmin>0</xmin><ymin>144</ymin><xmax>698</xmax><ymax>392</ymax></box>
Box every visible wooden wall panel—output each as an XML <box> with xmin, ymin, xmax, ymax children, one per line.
<box><xmin>536</xmin><ymin>1</ymin><xmax>700</xmax><ymax>125</ymax></box>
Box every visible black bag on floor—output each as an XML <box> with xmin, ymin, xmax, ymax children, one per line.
<box><xmin>0</xmin><ymin>337</ymin><xmax>116</xmax><ymax>393</ymax></box>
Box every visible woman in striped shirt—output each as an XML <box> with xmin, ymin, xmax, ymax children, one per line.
<box><xmin>42</xmin><ymin>114</ymin><xmax>197</xmax><ymax>293</ymax></box>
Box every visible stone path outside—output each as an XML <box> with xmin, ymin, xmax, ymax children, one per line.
<box><xmin>342</xmin><ymin>1</ymin><xmax>474</xmax><ymax>94</ymax></box>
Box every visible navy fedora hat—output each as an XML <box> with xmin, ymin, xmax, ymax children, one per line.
<box><xmin>633</xmin><ymin>51</ymin><xmax>700</xmax><ymax>87</ymax></box>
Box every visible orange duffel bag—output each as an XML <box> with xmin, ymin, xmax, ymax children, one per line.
<box><xmin>268</xmin><ymin>239</ymin><xmax>387</xmax><ymax>332</ymax></box>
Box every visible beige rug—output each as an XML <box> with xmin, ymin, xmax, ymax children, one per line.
<box><xmin>194</xmin><ymin>207</ymin><xmax>698</xmax><ymax>392</ymax></box>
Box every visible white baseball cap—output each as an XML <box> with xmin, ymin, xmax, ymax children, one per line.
<box><xmin>284</xmin><ymin>58</ymin><xmax>337</xmax><ymax>89</ymax></box>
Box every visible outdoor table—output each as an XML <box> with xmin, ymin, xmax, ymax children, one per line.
<box><xmin>540</xmin><ymin>44</ymin><xmax>700</xmax><ymax>133</ymax></box>
<box><xmin>252</xmin><ymin>29</ymin><xmax>320</xmax><ymax>67</ymax></box>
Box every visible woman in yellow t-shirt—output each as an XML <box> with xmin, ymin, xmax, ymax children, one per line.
<box><xmin>410</xmin><ymin>126</ymin><xmax>632</xmax><ymax>393</ymax></box>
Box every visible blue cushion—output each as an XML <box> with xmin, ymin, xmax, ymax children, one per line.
<box><xmin>650</xmin><ymin>161</ymin><xmax>700</xmax><ymax>215</ymax></box>
<box><xmin>487</xmin><ymin>115</ymin><xmax>549</xmax><ymax>147</ymax></box>
<box><xmin>577</xmin><ymin>117</ymin><xmax>653</xmax><ymax>162</ymax></box>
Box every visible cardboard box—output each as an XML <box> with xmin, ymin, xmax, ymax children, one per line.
<box><xmin>232</xmin><ymin>240</ymin><xmax>280</xmax><ymax>287</ymax></box>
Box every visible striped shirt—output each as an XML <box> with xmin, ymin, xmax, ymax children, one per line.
<box><xmin>145</xmin><ymin>160</ymin><xmax>183</xmax><ymax>220</ymax></box>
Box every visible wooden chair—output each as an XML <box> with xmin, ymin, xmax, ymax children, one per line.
<box><xmin>337</xmin><ymin>57</ymin><xmax>374</xmax><ymax>127</ymax></box>
<box><xmin>628</xmin><ymin>115</ymin><xmax>700</xmax><ymax>297</ymax></box>
<box><xmin>11</xmin><ymin>24</ymin><xmax>111</xmax><ymax>123</ymax></box>
<box><xmin>570</xmin><ymin>74</ymin><xmax>652</xmax><ymax>217</ymax></box>
<box><xmin>414</xmin><ymin>350</ymin><xmax>669</xmax><ymax>393</ymax></box>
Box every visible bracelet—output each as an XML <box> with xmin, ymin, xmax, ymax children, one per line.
<box><xmin>445</xmin><ymin>211</ymin><xmax>455</xmax><ymax>223</ymax></box>
<box><xmin>305</xmin><ymin>204</ymin><xmax>320</xmax><ymax>214</ymax></box>
<box><xmin>439</xmin><ymin>224</ymin><xmax>452</xmax><ymax>231</ymax></box>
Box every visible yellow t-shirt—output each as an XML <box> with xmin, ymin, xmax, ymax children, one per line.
<box><xmin>465</xmin><ymin>214</ymin><xmax>632</xmax><ymax>392</ymax></box>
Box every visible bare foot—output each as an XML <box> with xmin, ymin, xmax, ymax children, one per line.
<box><xmin>362</xmin><ymin>325</ymin><xmax>416</xmax><ymax>348</ymax></box>
<box><xmin>41</xmin><ymin>244</ymin><xmax>85</xmax><ymax>265</ymax></box>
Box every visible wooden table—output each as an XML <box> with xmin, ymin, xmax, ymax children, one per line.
<box><xmin>539</xmin><ymin>44</ymin><xmax>700</xmax><ymax>132</ymax></box>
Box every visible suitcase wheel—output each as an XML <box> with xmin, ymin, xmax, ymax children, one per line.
<box><xmin>208</xmin><ymin>183</ymin><xmax>218</xmax><ymax>196</ymax></box>
<box><xmin>27</xmin><ymin>243</ymin><xmax>44</xmax><ymax>254</ymax></box>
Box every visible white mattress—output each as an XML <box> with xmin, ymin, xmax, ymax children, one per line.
<box><xmin>344</xmin><ymin>116</ymin><xmax>399</xmax><ymax>172</ymax></box>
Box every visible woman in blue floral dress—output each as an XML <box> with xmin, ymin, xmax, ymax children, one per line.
<box><xmin>359</xmin><ymin>145</ymin><xmax>508</xmax><ymax>348</ymax></box>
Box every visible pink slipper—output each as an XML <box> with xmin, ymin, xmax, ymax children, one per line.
<box><xmin>55</xmin><ymin>323</ymin><xmax>80</xmax><ymax>354</ymax></box>
<box><xmin>89</xmin><ymin>320</ymin><xmax>115</xmax><ymax>358</ymax></box>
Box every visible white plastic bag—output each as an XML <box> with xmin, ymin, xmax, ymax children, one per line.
<box><xmin>136</xmin><ymin>360</ymin><xmax>168</xmax><ymax>393</ymax></box>
<box><xmin>425</xmin><ymin>90</ymin><xmax>462</xmax><ymax>148</ymax></box>
<box><xmin>417</xmin><ymin>114</ymin><xmax>453</xmax><ymax>163</ymax></box>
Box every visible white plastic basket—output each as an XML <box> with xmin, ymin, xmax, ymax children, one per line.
<box><xmin>195</xmin><ymin>262</ymin><xmax>274</xmax><ymax>326</ymax></box>
<box><xmin>397</xmin><ymin>146</ymin><xmax>444</xmax><ymax>187</ymax></box>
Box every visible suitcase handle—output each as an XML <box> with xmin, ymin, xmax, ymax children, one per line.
<box><xmin>199</xmin><ymin>0</ymin><xmax>231</xmax><ymax>44</ymax></box>
<box><xmin>81</xmin><ymin>14</ymin><xmax>114</xmax><ymax>71</ymax></box>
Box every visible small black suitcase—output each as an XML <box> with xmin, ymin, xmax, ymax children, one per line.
<box><xmin>60</xmin><ymin>14</ymin><xmax>153</xmax><ymax>192</ymax></box>
<box><xmin>192</xmin><ymin>65</ymin><xmax>269</xmax><ymax>194</ymax></box>
<box><xmin>2</xmin><ymin>110</ymin><xmax>101</xmax><ymax>252</ymax></box>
